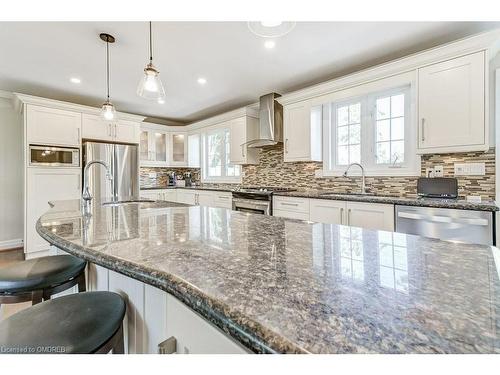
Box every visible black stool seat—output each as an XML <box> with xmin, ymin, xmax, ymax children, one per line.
<box><xmin>0</xmin><ymin>255</ymin><xmax>86</xmax><ymax>294</ymax></box>
<box><xmin>0</xmin><ymin>291</ymin><xmax>126</xmax><ymax>354</ymax></box>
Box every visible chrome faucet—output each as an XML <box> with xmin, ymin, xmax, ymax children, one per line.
<box><xmin>82</xmin><ymin>160</ymin><xmax>113</xmax><ymax>213</ymax></box>
<box><xmin>343</xmin><ymin>163</ymin><xmax>367</xmax><ymax>195</ymax></box>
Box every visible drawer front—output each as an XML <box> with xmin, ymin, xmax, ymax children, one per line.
<box><xmin>212</xmin><ymin>192</ymin><xmax>232</xmax><ymax>209</ymax></box>
<box><xmin>273</xmin><ymin>196</ymin><xmax>310</xmax><ymax>214</ymax></box>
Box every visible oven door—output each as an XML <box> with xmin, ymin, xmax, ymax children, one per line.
<box><xmin>29</xmin><ymin>145</ymin><xmax>80</xmax><ymax>167</ymax></box>
<box><xmin>232</xmin><ymin>198</ymin><xmax>271</xmax><ymax>215</ymax></box>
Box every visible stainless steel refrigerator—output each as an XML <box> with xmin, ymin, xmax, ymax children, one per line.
<box><xmin>83</xmin><ymin>141</ymin><xmax>139</xmax><ymax>202</ymax></box>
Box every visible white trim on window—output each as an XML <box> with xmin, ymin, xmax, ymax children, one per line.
<box><xmin>201</xmin><ymin>127</ymin><xmax>242</xmax><ymax>184</ymax></box>
<box><xmin>322</xmin><ymin>83</ymin><xmax>420</xmax><ymax>177</ymax></box>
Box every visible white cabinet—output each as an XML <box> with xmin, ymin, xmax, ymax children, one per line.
<box><xmin>417</xmin><ymin>51</ymin><xmax>487</xmax><ymax>153</ymax></box>
<box><xmin>273</xmin><ymin>196</ymin><xmax>310</xmax><ymax>221</ymax></box>
<box><xmin>188</xmin><ymin>133</ymin><xmax>201</xmax><ymax>168</ymax></box>
<box><xmin>283</xmin><ymin>101</ymin><xmax>322</xmax><ymax>162</ymax></box>
<box><xmin>170</xmin><ymin>133</ymin><xmax>188</xmax><ymax>166</ymax></box>
<box><xmin>229</xmin><ymin>116</ymin><xmax>259</xmax><ymax>165</ymax></box>
<box><xmin>345</xmin><ymin>202</ymin><xmax>394</xmax><ymax>232</ymax></box>
<box><xmin>25</xmin><ymin>167</ymin><xmax>81</xmax><ymax>258</ymax></box>
<box><xmin>309</xmin><ymin>199</ymin><xmax>345</xmax><ymax>225</ymax></box>
<box><xmin>82</xmin><ymin>114</ymin><xmax>140</xmax><ymax>144</ymax></box>
<box><xmin>276</xmin><ymin>196</ymin><xmax>394</xmax><ymax>232</ymax></box>
<box><xmin>140</xmin><ymin>189</ymin><xmax>177</xmax><ymax>202</ymax></box>
<box><xmin>140</xmin><ymin>123</ymin><xmax>169</xmax><ymax>167</ymax></box>
<box><xmin>26</xmin><ymin>105</ymin><xmax>81</xmax><ymax>147</ymax></box>
<box><xmin>212</xmin><ymin>191</ymin><xmax>232</xmax><ymax>209</ymax></box>
<box><xmin>176</xmin><ymin>189</ymin><xmax>197</xmax><ymax>205</ymax></box>
<box><xmin>162</xmin><ymin>189</ymin><xmax>177</xmax><ymax>202</ymax></box>
<box><xmin>108</xmin><ymin>270</ymin><xmax>145</xmax><ymax>354</ymax></box>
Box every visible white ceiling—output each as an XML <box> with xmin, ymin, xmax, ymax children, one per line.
<box><xmin>0</xmin><ymin>22</ymin><xmax>499</xmax><ymax>124</ymax></box>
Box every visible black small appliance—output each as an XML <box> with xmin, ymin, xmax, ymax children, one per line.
<box><xmin>417</xmin><ymin>177</ymin><xmax>458</xmax><ymax>199</ymax></box>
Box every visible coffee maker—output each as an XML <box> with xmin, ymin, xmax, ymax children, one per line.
<box><xmin>167</xmin><ymin>171</ymin><xmax>176</xmax><ymax>186</ymax></box>
<box><xmin>184</xmin><ymin>172</ymin><xmax>193</xmax><ymax>187</ymax></box>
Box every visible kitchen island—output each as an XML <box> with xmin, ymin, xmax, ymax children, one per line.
<box><xmin>37</xmin><ymin>200</ymin><xmax>500</xmax><ymax>353</ymax></box>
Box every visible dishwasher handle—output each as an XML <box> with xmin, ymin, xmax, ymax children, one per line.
<box><xmin>397</xmin><ymin>211</ymin><xmax>489</xmax><ymax>226</ymax></box>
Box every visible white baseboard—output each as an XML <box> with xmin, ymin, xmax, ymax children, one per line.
<box><xmin>0</xmin><ymin>238</ymin><xmax>23</xmax><ymax>251</ymax></box>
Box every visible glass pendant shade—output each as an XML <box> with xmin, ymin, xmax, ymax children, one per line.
<box><xmin>137</xmin><ymin>63</ymin><xmax>166</xmax><ymax>100</ymax></box>
<box><xmin>101</xmin><ymin>101</ymin><xmax>116</xmax><ymax>121</ymax></box>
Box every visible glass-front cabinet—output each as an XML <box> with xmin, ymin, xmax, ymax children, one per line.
<box><xmin>169</xmin><ymin>132</ymin><xmax>188</xmax><ymax>166</ymax></box>
<box><xmin>140</xmin><ymin>123</ymin><xmax>169</xmax><ymax>167</ymax></box>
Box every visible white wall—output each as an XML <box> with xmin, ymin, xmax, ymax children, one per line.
<box><xmin>0</xmin><ymin>95</ymin><xmax>23</xmax><ymax>250</ymax></box>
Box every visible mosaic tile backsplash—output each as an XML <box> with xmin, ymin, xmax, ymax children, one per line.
<box><xmin>241</xmin><ymin>144</ymin><xmax>496</xmax><ymax>199</ymax></box>
<box><xmin>140</xmin><ymin>145</ymin><xmax>495</xmax><ymax>200</ymax></box>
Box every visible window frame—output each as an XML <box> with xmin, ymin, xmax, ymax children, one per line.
<box><xmin>201</xmin><ymin>127</ymin><xmax>242</xmax><ymax>184</ymax></box>
<box><xmin>322</xmin><ymin>84</ymin><xmax>420</xmax><ymax>177</ymax></box>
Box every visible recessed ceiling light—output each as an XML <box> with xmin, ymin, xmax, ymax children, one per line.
<box><xmin>70</xmin><ymin>77</ymin><xmax>81</xmax><ymax>84</ymax></box>
<box><xmin>264</xmin><ymin>40</ymin><xmax>276</xmax><ymax>49</ymax></box>
<box><xmin>261</xmin><ymin>21</ymin><xmax>282</xmax><ymax>28</ymax></box>
<box><xmin>157</xmin><ymin>98</ymin><xmax>165</xmax><ymax>104</ymax></box>
<box><xmin>197</xmin><ymin>77</ymin><xmax>207</xmax><ymax>85</ymax></box>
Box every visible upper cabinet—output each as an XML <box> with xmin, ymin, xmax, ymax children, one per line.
<box><xmin>26</xmin><ymin>105</ymin><xmax>81</xmax><ymax>147</ymax></box>
<box><xmin>229</xmin><ymin>116</ymin><xmax>259</xmax><ymax>165</ymax></box>
<box><xmin>283</xmin><ymin>101</ymin><xmax>322</xmax><ymax>162</ymax></box>
<box><xmin>170</xmin><ymin>133</ymin><xmax>188</xmax><ymax>166</ymax></box>
<box><xmin>417</xmin><ymin>51</ymin><xmax>487</xmax><ymax>154</ymax></box>
<box><xmin>82</xmin><ymin>114</ymin><xmax>140</xmax><ymax>144</ymax></box>
<box><xmin>140</xmin><ymin>124</ymin><xmax>169</xmax><ymax>167</ymax></box>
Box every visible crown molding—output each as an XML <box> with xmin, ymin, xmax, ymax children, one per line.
<box><xmin>277</xmin><ymin>29</ymin><xmax>500</xmax><ymax>106</ymax></box>
<box><xmin>185</xmin><ymin>106</ymin><xmax>259</xmax><ymax>131</ymax></box>
<box><xmin>12</xmin><ymin>93</ymin><xmax>146</xmax><ymax>122</ymax></box>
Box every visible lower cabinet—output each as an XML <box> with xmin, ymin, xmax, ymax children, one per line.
<box><xmin>88</xmin><ymin>265</ymin><xmax>249</xmax><ymax>354</ymax></box>
<box><xmin>140</xmin><ymin>189</ymin><xmax>177</xmax><ymax>202</ymax></box>
<box><xmin>278</xmin><ymin>197</ymin><xmax>395</xmax><ymax>232</ymax></box>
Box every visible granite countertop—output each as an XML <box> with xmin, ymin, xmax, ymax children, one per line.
<box><xmin>274</xmin><ymin>190</ymin><xmax>499</xmax><ymax>212</ymax></box>
<box><xmin>37</xmin><ymin>200</ymin><xmax>500</xmax><ymax>353</ymax></box>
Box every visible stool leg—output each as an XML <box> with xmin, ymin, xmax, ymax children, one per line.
<box><xmin>77</xmin><ymin>272</ymin><xmax>86</xmax><ymax>293</ymax></box>
<box><xmin>31</xmin><ymin>290</ymin><xmax>43</xmax><ymax>305</ymax></box>
<box><xmin>113</xmin><ymin>324</ymin><xmax>124</xmax><ymax>354</ymax></box>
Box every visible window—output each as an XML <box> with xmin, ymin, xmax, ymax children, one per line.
<box><xmin>324</xmin><ymin>85</ymin><xmax>419</xmax><ymax>176</ymax></box>
<box><xmin>202</xmin><ymin>128</ymin><xmax>241</xmax><ymax>182</ymax></box>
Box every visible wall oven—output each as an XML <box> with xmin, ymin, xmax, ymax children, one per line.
<box><xmin>29</xmin><ymin>145</ymin><xmax>80</xmax><ymax>167</ymax></box>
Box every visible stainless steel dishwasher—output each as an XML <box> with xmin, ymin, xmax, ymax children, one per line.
<box><xmin>395</xmin><ymin>205</ymin><xmax>495</xmax><ymax>246</ymax></box>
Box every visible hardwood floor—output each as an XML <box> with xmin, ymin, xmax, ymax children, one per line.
<box><xmin>0</xmin><ymin>248</ymin><xmax>31</xmax><ymax>320</ymax></box>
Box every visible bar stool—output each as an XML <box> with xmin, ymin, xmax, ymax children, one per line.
<box><xmin>0</xmin><ymin>291</ymin><xmax>126</xmax><ymax>354</ymax></box>
<box><xmin>0</xmin><ymin>255</ymin><xmax>86</xmax><ymax>306</ymax></box>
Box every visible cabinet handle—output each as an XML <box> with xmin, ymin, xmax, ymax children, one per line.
<box><xmin>76</xmin><ymin>128</ymin><xmax>80</xmax><ymax>142</ymax></box>
<box><xmin>114</xmin><ymin>124</ymin><xmax>117</xmax><ymax>138</ymax></box>
<box><xmin>241</xmin><ymin>145</ymin><xmax>245</xmax><ymax>158</ymax></box>
<box><xmin>285</xmin><ymin>139</ymin><xmax>289</xmax><ymax>153</ymax></box>
<box><xmin>108</xmin><ymin>124</ymin><xmax>112</xmax><ymax>137</ymax></box>
<box><xmin>340</xmin><ymin>207</ymin><xmax>344</xmax><ymax>224</ymax></box>
<box><xmin>347</xmin><ymin>208</ymin><xmax>351</xmax><ymax>226</ymax></box>
<box><xmin>77</xmin><ymin>175</ymin><xmax>80</xmax><ymax>191</ymax></box>
<box><xmin>421</xmin><ymin>118</ymin><xmax>425</xmax><ymax>142</ymax></box>
<box><xmin>281</xmin><ymin>202</ymin><xmax>299</xmax><ymax>207</ymax></box>
<box><xmin>158</xmin><ymin>336</ymin><xmax>177</xmax><ymax>354</ymax></box>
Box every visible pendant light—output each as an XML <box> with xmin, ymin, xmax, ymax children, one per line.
<box><xmin>100</xmin><ymin>33</ymin><xmax>117</xmax><ymax>121</ymax></box>
<box><xmin>137</xmin><ymin>22</ymin><xmax>166</xmax><ymax>101</ymax></box>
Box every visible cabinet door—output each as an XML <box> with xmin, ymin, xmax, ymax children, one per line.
<box><xmin>229</xmin><ymin>117</ymin><xmax>246</xmax><ymax>164</ymax></box>
<box><xmin>309</xmin><ymin>199</ymin><xmax>346</xmax><ymax>225</ymax></box>
<box><xmin>163</xmin><ymin>189</ymin><xmax>177</xmax><ymax>203</ymax></box>
<box><xmin>27</xmin><ymin>105</ymin><xmax>81</xmax><ymax>146</ymax></box>
<box><xmin>188</xmin><ymin>133</ymin><xmax>201</xmax><ymax>168</ymax></box>
<box><xmin>140</xmin><ymin>190</ymin><xmax>159</xmax><ymax>200</ymax></box>
<box><xmin>82</xmin><ymin>113</ymin><xmax>114</xmax><ymax>141</ymax></box>
<box><xmin>273</xmin><ymin>209</ymin><xmax>310</xmax><ymax>221</ymax></box>
<box><xmin>197</xmin><ymin>191</ymin><xmax>214</xmax><ymax>207</ymax></box>
<box><xmin>176</xmin><ymin>190</ymin><xmax>196</xmax><ymax>205</ymax></box>
<box><xmin>108</xmin><ymin>270</ymin><xmax>145</xmax><ymax>354</ymax></box>
<box><xmin>165</xmin><ymin>294</ymin><xmax>248</xmax><ymax>354</ymax></box>
<box><xmin>26</xmin><ymin>168</ymin><xmax>81</xmax><ymax>256</ymax></box>
<box><xmin>418</xmin><ymin>52</ymin><xmax>486</xmax><ymax>152</ymax></box>
<box><xmin>139</xmin><ymin>130</ymin><xmax>151</xmax><ymax>163</ymax></box>
<box><xmin>87</xmin><ymin>263</ymin><xmax>109</xmax><ymax>292</ymax></box>
<box><xmin>283</xmin><ymin>103</ymin><xmax>311</xmax><ymax>161</ymax></box>
<box><xmin>170</xmin><ymin>133</ymin><xmax>187</xmax><ymax>166</ymax></box>
<box><xmin>346</xmin><ymin>202</ymin><xmax>394</xmax><ymax>232</ymax></box>
<box><xmin>115</xmin><ymin>120</ymin><xmax>140</xmax><ymax>144</ymax></box>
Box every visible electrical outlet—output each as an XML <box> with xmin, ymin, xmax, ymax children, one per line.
<box><xmin>425</xmin><ymin>168</ymin><xmax>435</xmax><ymax>178</ymax></box>
<box><xmin>454</xmin><ymin>163</ymin><xmax>485</xmax><ymax>176</ymax></box>
<box><xmin>434</xmin><ymin>165</ymin><xmax>444</xmax><ymax>177</ymax></box>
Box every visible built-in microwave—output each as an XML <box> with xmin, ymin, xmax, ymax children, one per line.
<box><xmin>29</xmin><ymin>145</ymin><xmax>80</xmax><ymax>167</ymax></box>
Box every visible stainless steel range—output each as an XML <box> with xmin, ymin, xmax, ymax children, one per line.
<box><xmin>232</xmin><ymin>187</ymin><xmax>296</xmax><ymax>215</ymax></box>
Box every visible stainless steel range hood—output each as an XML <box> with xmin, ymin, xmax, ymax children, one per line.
<box><xmin>246</xmin><ymin>93</ymin><xmax>283</xmax><ymax>148</ymax></box>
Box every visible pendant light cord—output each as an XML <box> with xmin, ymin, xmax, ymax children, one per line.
<box><xmin>106</xmin><ymin>38</ymin><xmax>110</xmax><ymax>101</ymax></box>
<box><xmin>149</xmin><ymin>21</ymin><xmax>153</xmax><ymax>63</ymax></box>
